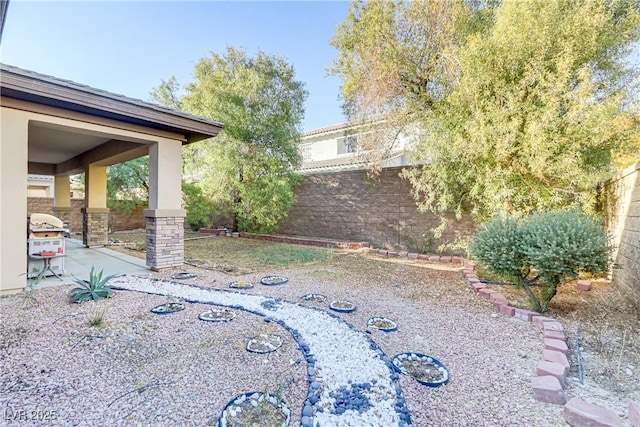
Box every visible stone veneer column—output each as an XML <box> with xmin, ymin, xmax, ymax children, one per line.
<box><xmin>145</xmin><ymin>139</ymin><xmax>185</xmax><ymax>270</ymax></box>
<box><xmin>145</xmin><ymin>212</ymin><xmax>185</xmax><ymax>270</ymax></box>
<box><xmin>82</xmin><ymin>208</ymin><xmax>109</xmax><ymax>247</ymax></box>
<box><xmin>53</xmin><ymin>207</ymin><xmax>72</xmax><ymax>230</ymax></box>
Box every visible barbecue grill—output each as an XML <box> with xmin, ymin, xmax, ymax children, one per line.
<box><xmin>27</xmin><ymin>213</ymin><xmax>66</xmax><ymax>279</ymax></box>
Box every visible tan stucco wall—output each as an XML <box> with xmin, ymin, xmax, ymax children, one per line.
<box><xmin>1</xmin><ymin>107</ymin><xmax>29</xmax><ymax>294</ymax></box>
<box><xmin>606</xmin><ymin>162</ymin><xmax>640</xmax><ymax>307</ymax></box>
<box><xmin>147</xmin><ymin>139</ymin><xmax>184</xmax><ymax>212</ymax></box>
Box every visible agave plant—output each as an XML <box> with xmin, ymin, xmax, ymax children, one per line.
<box><xmin>70</xmin><ymin>266</ymin><xmax>119</xmax><ymax>303</ymax></box>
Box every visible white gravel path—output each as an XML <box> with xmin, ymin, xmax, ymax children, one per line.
<box><xmin>111</xmin><ymin>276</ymin><xmax>410</xmax><ymax>427</ymax></box>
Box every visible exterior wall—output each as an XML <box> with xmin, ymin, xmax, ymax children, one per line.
<box><xmin>27</xmin><ymin>175</ymin><xmax>54</xmax><ymax>197</ymax></box>
<box><xmin>300</xmin><ymin>122</ymin><xmax>419</xmax><ymax>164</ymax></box>
<box><xmin>27</xmin><ymin>197</ymin><xmax>145</xmax><ymax>232</ymax></box>
<box><xmin>279</xmin><ymin>167</ymin><xmax>476</xmax><ymax>254</ymax></box>
<box><xmin>606</xmin><ymin>162</ymin><xmax>640</xmax><ymax>307</ymax></box>
<box><xmin>1</xmin><ymin>106</ymin><xmax>29</xmax><ymax>294</ymax></box>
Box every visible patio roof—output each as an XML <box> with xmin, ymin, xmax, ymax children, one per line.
<box><xmin>0</xmin><ymin>63</ymin><xmax>223</xmax><ymax>144</ymax></box>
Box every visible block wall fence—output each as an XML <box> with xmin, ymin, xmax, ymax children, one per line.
<box><xmin>605</xmin><ymin>162</ymin><xmax>640</xmax><ymax>307</ymax></box>
<box><xmin>27</xmin><ymin>198</ymin><xmax>146</xmax><ymax>232</ymax></box>
<box><xmin>277</xmin><ymin>167</ymin><xmax>476</xmax><ymax>254</ymax></box>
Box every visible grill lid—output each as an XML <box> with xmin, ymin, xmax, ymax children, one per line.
<box><xmin>29</xmin><ymin>213</ymin><xmax>64</xmax><ymax>231</ymax></box>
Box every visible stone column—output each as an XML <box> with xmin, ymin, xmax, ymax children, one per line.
<box><xmin>82</xmin><ymin>208</ymin><xmax>110</xmax><ymax>247</ymax></box>
<box><xmin>144</xmin><ymin>210</ymin><xmax>185</xmax><ymax>270</ymax></box>
<box><xmin>53</xmin><ymin>175</ymin><xmax>72</xmax><ymax>230</ymax></box>
<box><xmin>145</xmin><ymin>139</ymin><xmax>186</xmax><ymax>270</ymax></box>
<box><xmin>82</xmin><ymin>164</ymin><xmax>109</xmax><ymax>247</ymax></box>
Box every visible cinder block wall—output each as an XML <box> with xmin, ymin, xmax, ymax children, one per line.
<box><xmin>279</xmin><ymin>167</ymin><xmax>476</xmax><ymax>254</ymax></box>
<box><xmin>27</xmin><ymin>198</ymin><xmax>145</xmax><ymax>232</ymax></box>
<box><xmin>606</xmin><ymin>163</ymin><xmax>640</xmax><ymax>307</ymax></box>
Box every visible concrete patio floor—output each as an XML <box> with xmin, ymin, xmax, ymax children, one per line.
<box><xmin>36</xmin><ymin>238</ymin><xmax>151</xmax><ymax>288</ymax></box>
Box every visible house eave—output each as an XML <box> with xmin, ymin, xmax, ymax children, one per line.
<box><xmin>0</xmin><ymin>63</ymin><xmax>223</xmax><ymax>144</ymax></box>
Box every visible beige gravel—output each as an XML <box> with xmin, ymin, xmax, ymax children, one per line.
<box><xmin>0</xmin><ymin>251</ymin><xmax>570</xmax><ymax>426</ymax></box>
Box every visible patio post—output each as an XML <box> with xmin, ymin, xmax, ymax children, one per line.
<box><xmin>53</xmin><ymin>175</ymin><xmax>72</xmax><ymax>230</ymax></box>
<box><xmin>0</xmin><ymin>108</ymin><xmax>28</xmax><ymax>294</ymax></box>
<box><xmin>144</xmin><ymin>139</ymin><xmax>186</xmax><ymax>270</ymax></box>
<box><xmin>82</xmin><ymin>164</ymin><xmax>109</xmax><ymax>247</ymax></box>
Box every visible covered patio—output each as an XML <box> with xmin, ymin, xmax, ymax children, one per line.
<box><xmin>35</xmin><ymin>238</ymin><xmax>150</xmax><ymax>288</ymax></box>
<box><xmin>0</xmin><ymin>64</ymin><xmax>223</xmax><ymax>295</ymax></box>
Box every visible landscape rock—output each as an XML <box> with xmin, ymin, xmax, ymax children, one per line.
<box><xmin>531</xmin><ymin>376</ymin><xmax>566</xmax><ymax>405</ymax></box>
<box><xmin>577</xmin><ymin>280</ymin><xmax>592</xmax><ymax>291</ymax></box>
<box><xmin>536</xmin><ymin>360</ymin><xmax>567</xmax><ymax>388</ymax></box>
<box><xmin>563</xmin><ymin>397</ymin><xmax>623</xmax><ymax>427</ymax></box>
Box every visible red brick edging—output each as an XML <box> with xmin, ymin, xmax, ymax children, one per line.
<box><xmin>462</xmin><ymin>262</ymin><xmax>638</xmax><ymax>426</ymax></box>
<box><xmin>198</xmin><ymin>233</ymin><xmax>638</xmax><ymax>425</ymax></box>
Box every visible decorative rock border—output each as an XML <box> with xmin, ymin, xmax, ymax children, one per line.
<box><xmin>199</xmin><ymin>308</ymin><xmax>236</xmax><ymax>323</ymax></box>
<box><xmin>261</xmin><ymin>275</ymin><xmax>289</xmax><ymax>286</ymax></box>
<box><xmin>367</xmin><ymin>317</ymin><xmax>398</xmax><ymax>332</ymax></box>
<box><xmin>392</xmin><ymin>353</ymin><xmax>449</xmax><ymax>387</ymax></box>
<box><xmin>219</xmin><ymin>391</ymin><xmax>291</xmax><ymax>427</ymax></box>
<box><xmin>329</xmin><ymin>300</ymin><xmax>356</xmax><ymax>313</ymax></box>
<box><xmin>170</xmin><ymin>272</ymin><xmax>197</xmax><ymax>280</ymax></box>
<box><xmin>461</xmin><ymin>263</ymin><xmax>640</xmax><ymax>425</ymax></box>
<box><xmin>150</xmin><ymin>302</ymin><xmax>185</xmax><ymax>314</ymax></box>
<box><xmin>246</xmin><ymin>334</ymin><xmax>284</xmax><ymax>354</ymax></box>
<box><xmin>111</xmin><ymin>277</ymin><xmax>413</xmax><ymax>427</ymax></box>
<box><xmin>300</xmin><ymin>294</ymin><xmax>327</xmax><ymax>304</ymax></box>
<box><xmin>365</xmin><ymin>248</ymin><xmax>464</xmax><ymax>265</ymax></box>
<box><xmin>198</xmin><ymin>230</ymin><xmax>369</xmax><ymax>250</ymax></box>
<box><xmin>229</xmin><ymin>280</ymin><xmax>254</xmax><ymax>289</ymax></box>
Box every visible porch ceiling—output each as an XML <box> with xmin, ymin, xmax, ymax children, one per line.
<box><xmin>2</xmin><ymin>63</ymin><xmax>224</xmax><ymax>176</ymax></box>
<box><xmin>29</xmin><ymin>124</ymin><xmax>112</xmax><ymax>164</ymax></box>
<box><xmin>27</xmin><ymin>121</ymin><xmax>149</xmax><ymax>176</ymax></box>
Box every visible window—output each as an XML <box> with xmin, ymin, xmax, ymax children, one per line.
<box><xmin>338</xmin><ymin>136</ymin><xmax>356</xmax><ymax>155</ymax></box>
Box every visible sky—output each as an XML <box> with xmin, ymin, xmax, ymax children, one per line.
<box><xmin>0</xmin><ymin>1</ymin><xmax>351</xmax><ymax>132</ymax></box>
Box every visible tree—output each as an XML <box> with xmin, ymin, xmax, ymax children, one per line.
<box><xmin>330</xmin><ymin>0</ymin><xmax>494</xmax><ymax>166</ymax></box>
<box><xmin>152</xmin><ymin>47</ymin><xmax>308</xmax><ymax>232</ymax></box>
<box><xmin>331</xmin><ymin>0</ymin><xmax>640</xmax><ymax>221</ymax></box>
<box><xmin>106</xmin><ymin>157</ymin><xmax>149</xmax><ymax>212</ymax></box>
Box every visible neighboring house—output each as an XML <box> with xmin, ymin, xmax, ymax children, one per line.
<box><xmin>280</xmin><ymin>120</ymin><xmax>476</xmax><ymax>252</ymax></box>
<box><xmin>298</xmin><ymin>121</ymin><xmax>419</xmax><ymax>174</ymax></box>
<box><xmin>28</xmin><ymin>174</ymin><xmax>84</xmax><ymax>198</ymax></box>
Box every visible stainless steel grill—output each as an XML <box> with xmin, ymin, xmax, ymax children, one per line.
<box><xmin>27</xmin><ymin>213</ymin><xmax>66</xmax><ymax>279</ymax></box>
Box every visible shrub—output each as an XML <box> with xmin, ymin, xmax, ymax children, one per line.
<box><xmin>70</xmin><ymin>266</ymin><xmax>118</xmax><ymax>303</ymax></box>
<box><xmin>470</xmin><ymin>210</ymin><xmax>612</xmax><ymax>313</ymax></box>
<box><xmin>182</xmin><ymin>182</ymin><xmax>216</xmax><ymax>231</ymax></box>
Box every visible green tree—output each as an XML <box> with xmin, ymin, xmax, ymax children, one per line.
<box><xmin>182</xmin><ymin>181</ymin><xmax>216</xmax><ymax>231</ymax></box>
<box><xmin>107</xmin><ymin>157</ymin><xmax>149</xmax><ymax>212</ymax></box>
<box><xmin>152</xmin><ymin>47</ymin><xmax>308</xmax><ymax>232</ymax></box>
<box><xmin>332</xmin><ymin>0</ymin><xmax>640</xmax><ymax>221</ymax></box>
<box><xmin>330</xmin><ymin>0</ymin><xmax>494</xmax><ymax>165</ymax></box>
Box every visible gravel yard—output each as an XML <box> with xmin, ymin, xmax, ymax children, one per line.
<box><xmin>0</xmin><ymin>236</ymin><xmax>632</xmax><ymax>426</ymax></box>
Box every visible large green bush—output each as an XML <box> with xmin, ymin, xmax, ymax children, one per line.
<box><xmin>182</xmin><ymin>182</ymin><xmax>216</xmax><ymax>231</ymax></box>
<box><xmin>470</xmin><ymin>210</ymin><xmax>611</xmax><ymax>313</ymax></box>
